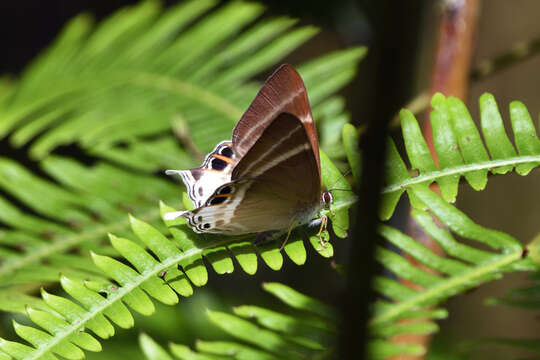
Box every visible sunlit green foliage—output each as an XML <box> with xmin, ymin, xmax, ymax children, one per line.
<box><xmin>381</xmin><ymin>93</ymin><xmax>540</xmax><ymax>220</ymax></box>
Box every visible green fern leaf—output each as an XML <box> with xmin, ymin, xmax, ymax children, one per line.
<box><xmin>0</xmin><ymin>0</ymin><xmax>364</xmax><ymax>161</ymax></box>
<box><xmin>0</xmin><ymin>181</ymin><xmax>354</xmax><ymax>360</ymax></box>
<box><xmin>381</xmin><ymin>93</ymin><xmax>540</xmax><ymax>219</ymax></box>
<box><xmin>368</xmin><ymin>184</ymin><xmax>540</xmax><ymax>358</ymax></box>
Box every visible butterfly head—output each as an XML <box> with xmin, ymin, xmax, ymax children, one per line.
<box><xmin>321</xmin><ymin>190</ymin><xmax>333</xmax><ymax>210</ymax></box>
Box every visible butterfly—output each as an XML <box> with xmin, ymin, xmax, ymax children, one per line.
<box><xmin>165</xmin><ymin>64</ymin><xmax>332</xmax><ymax>242</ymax></box>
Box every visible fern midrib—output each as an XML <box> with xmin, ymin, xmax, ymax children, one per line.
<box><xmin>381</xmin><ymin>155</ymin><xmax>540</xmax><ymax>194</ymax></box>
<box><xmin>0</xmin><ymin>208</ymin><xmax>161</xmax><ymax>281</ymax></box>
<box><xmin>1</xmin><ymin>69</ymin><xmax>244</xmax><ymax>140</ymax></box>
<box><xmin>27</xmin><ymin>236</ymin><xmax>236</xmax><ymax>360</ymax></box>
<box><xmin>370</xmin><ymin>250</ymin><xmax>523</xmax><ymax>326</ymax></box>
<box><xmin>0</xmin><ymin>193</ymin><xmax>354</xmax><ymax>283</ymax></box>
<box><xmin>127</xmin><ymin>71</ymin><xmax>243</xmax><ymax>122</ymax></box>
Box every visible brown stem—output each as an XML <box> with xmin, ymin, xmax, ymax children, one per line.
<box><xmin>392</xmin><ymin>1</ymin><xmax>481</xmax><ymax>359</ymax></box>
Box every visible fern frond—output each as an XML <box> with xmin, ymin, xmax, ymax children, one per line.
<box><xmin>0</xmin><ymin>157</ymin><xmax>176</xmax><ymax>287</ymax></box>
<box><xmin>0</xmin><ymin>173</ymin><xmax>353</xmax><ymax>360</ymax></box>
<box><xmin>0</xmin><ymin>0</ymin><xmax>362</xmax><ymax>288</ymax></box>
<box><xmin>380</xmin><ymin>93</ymin><xmax>540</xmax><ymax>220</ymax></box>
<box><xmin>137</xmin><ymin>283</ymin><xmax>335</xmax><ymax>360</ymax></box>
<box><xmin>369</xmin><ymin>184</ymin><xmax>539</xmax><ymax>358</ymax></box>
<box><xmin>0</xmin><ymin>145</ymin><xmax>352</xmax><ymax>289</ymax></box>
<box><xmin>0</xmin><ymin>0</ymin><xmax>365</xmax><ymax>162</ymax></box>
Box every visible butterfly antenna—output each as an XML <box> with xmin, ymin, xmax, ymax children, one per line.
<box><xmin>326</xmin><ymin>168</ymin><xmax>355</xmax><ymax>192</ymax></box>
<box><xmin>341</xmin><ymin>168</ymin><xmax>353</xmax><ymax>178</ymax></box>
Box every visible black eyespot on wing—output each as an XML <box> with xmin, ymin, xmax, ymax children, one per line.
<box><xmin>203</xmin><ymin>223</ymin><xmax>211</xmax><ymax>229</ymax></box>
<box><xmin>218</xmin><ymin>186</ymin><xmax>232</xmax><ymax>195</ymax></box>
<box><xmin>209</xmin><ymin>196</ymin><xmax>227</xmax><ymax>205</ymax></box>
<box><xmin>220</xmin><ymin>146</ymin><xmax>233</xmax><ymax>158</ymax></box>
<box><xmin>211</xmin><ymin>158</ymin><xmax>227</xmax><ymax>170</ymax></box>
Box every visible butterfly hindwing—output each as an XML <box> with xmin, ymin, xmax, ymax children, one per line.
<box><xmin>232</xmin><ymin>65</ymin><xmax>320</xmax><ymax>176</ymax></box>
<box><xmin>182</xmin><ymin>113</ymin><xmax>321</xmax><ymax>234</ymax></box>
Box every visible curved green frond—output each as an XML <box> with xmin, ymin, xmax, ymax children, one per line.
<box><xmin>380</xmin><ymin>93</ymin><xmax>540</xmax><ymax>220</ymax></box>
<box><xmin>0</xmin><ymin>148</ymin><xmax>354</xmax><ymax>288</ymax></box>
<box><xmin>85</xmin><ymin>184</ymin><xmax>538</xmax><ymax>360</ymax></box>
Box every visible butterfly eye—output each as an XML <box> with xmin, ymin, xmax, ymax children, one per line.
<box><xmin>220</xmin><ymin>147</ymin><xmax>233</xmax><ymax>158</ymax></box>
<box><xmin>321</xmin><ymin>190</ymin><xmax>333</xmax><ymax>207</ymax></box>
<box><xmin>211</xmin><ymin>158</ymin><xmax>227</xmax><ymax>170</ymax></box>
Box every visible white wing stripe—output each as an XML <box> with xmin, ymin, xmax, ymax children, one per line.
<box><xmin>252</xmin><ymin>143</ymin><xmax>311</xmax><ymax>177</ymax></box>
<box><xmin>237</xmin><ymin>89</ymin><xmax>302</xmax><ymax>149</ymax></box>
<box><xmin>240</xmin><ymin>122</ymin><xmax>303</xmax><ymax>176</ymax></box>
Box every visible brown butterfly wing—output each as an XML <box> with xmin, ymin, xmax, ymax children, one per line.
<box><xmin>183</xmin><ymin>113</ymin><xmax>321</xmax><ymax>234</ymax></box>
<box><xmin>229</xmin><ymin>112</ymin><xmax>321</xmax><ymax>232</ymax></box>
<box><xmin>232</xmin><ymin>64</ymin><xmax>320</xmax><ymax>179</ymax></box>
<box><xmin>232</xmin><ymin>112</ymin><xmax>320</xmax><ymax>204</ymax></box>
<box><xmin>176</xmin><ymin>64</ymin><xmax>322</xmax><ymax>234</ymax></box>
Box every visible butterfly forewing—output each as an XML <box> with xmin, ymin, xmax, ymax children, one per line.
<box><xmin>232</xmin><ymin>64</ymin><xmax>320</xmax><ymax>177</ymax></box>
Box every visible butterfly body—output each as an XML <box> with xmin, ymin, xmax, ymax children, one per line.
<box><xmin>165</xmin><ymin>65</ymin><xmax>329</xmax><ymax>236</ymax></box>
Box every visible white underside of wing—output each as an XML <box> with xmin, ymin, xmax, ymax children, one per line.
<box><xmin>181</xmin><ymin>180</ymin><xmax>253</xmax><ymax>234</ymax></box>
<box><xmin>166</xmin><ymin>140</ymin><xmax>235</xmax><ymax>208</ymax></box>
<box><xmin>181</xmin><ymin>168</ymin><xmax>230</xmax><ymax>208</ymax></box>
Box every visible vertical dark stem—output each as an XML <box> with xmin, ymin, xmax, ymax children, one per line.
<box><xmin>338</xmin><ymin>2</ymin><xmax>426</xmax><ymax>359</ymax></box>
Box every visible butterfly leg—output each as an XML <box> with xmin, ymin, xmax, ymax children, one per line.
<box><xmin>316</xmin><ymin>214</ymin><xmax>329</xmax><ymax>248</ymax></box>
<box><xmin>279</xmin><ymin>216</ymin><xmax>297</xmax><ymax>251</ymax></box>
